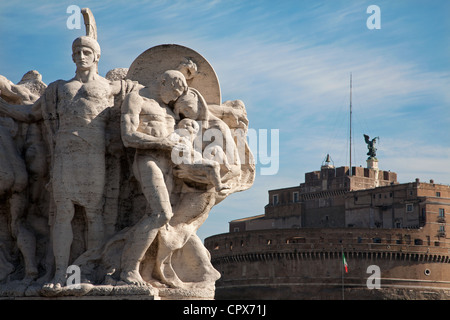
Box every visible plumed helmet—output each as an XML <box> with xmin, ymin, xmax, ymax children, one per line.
<box><xmin>72</xmin><ymin>36</ymin><xmax>101</xmax><ymax>58</ymax></box>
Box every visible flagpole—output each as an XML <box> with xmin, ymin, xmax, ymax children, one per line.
<box><xmin>341</xmin><ymin>246</ymin><xmax>344</xmax><ymax>300</ymax></box>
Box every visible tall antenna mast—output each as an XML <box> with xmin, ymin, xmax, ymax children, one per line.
<box><xmin>349</xmin><ymin>73</ymin><xmax>352</xmax><ymax>177</ymax></box>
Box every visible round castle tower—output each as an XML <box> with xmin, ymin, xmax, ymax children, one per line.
<box><xmin>205</xmin><ymin>156</ymin><xmax>450</xmax><ymax>300</ymax></box>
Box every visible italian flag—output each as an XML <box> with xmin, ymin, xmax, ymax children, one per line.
<box><xmin>342</xmin><ymin>253</ymin><xmax>348</xmax><ymax>273</ymax></box>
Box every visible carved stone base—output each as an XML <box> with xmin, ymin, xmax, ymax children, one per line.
<box><xmin>2</xmin><ymin>294</ymin><xmax>160</xmax><ymax>300</ymax></box>
<box><xmin>0</xmin><ymin>283</ymin><xmax>159</xmax><ymax>300</ymax></box>
<box><xmin>158</xmin><ymin>287</ymin><xmax>215</xmax><ymax>300</ymax></box>
<box><xmin>0</xmin><ymin>283</ymin><xmax>215</xmax><ymax>300</ymax></box>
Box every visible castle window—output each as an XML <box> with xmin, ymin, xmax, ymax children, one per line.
<box><xmin>438</xmin><ymin>226</ymin><xmax>446</xmax><ymax>237</ymax></box>
<box><xmin>436</xmin><ymin>192</ymin><xmax>441</xmax><ymax>197</ymax></box>
<box><xmin>406</xmin><ymin>204</ymin><xmax>414</xmax><ymax>212</ymax></box>
<box><xmin>273</xmin><ymin>194</ymin><xmax>279</xmax><ymax>205</ymax></box>
<box><xmin>286</xmin><ymin>237</ymin><xmax>306</xmax><ymax>244</ymax></box>
<box><xmin>405</xmin><ymin>235</ymin><xmax>411</xmax><ymax>244</ymax></box>
<box><xmin>439</xmin><ymin>208</ymin><xmax>445</xmax><ymax>217</ymax></box>
<box><xmin>233</xmin><ymin>227</ymin><xmax>240</xmax><ymax>232</ymax></box>
<box><xmin>293</xmin><ymin>192</ymin><xmax>299</xmax><ymax>202</ymax></box>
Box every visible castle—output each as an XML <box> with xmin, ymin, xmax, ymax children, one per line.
<box><xmin>205</xmin><ymin>156</ymin><xmax>450</xmax><ymax>299</ymax></box>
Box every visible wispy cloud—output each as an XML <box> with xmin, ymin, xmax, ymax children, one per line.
<box><xmin>382</xmin><ymin>138</ymin><xmax>450</xmax><ymax>184</ymax></box>
<box><xmin>2</xmin><ymin>1</ymin><xmax>449</xmax><ymax>240</ymax></box>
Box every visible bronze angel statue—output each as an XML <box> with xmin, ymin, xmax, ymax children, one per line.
<box><xmin>364</xmin><ymin>134</ymin><xmax>379</xmax><ymax>159</ymax></box>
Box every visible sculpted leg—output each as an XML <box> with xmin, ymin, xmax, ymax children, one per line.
<box><xmin>153</xmin><ymin>192</ymin><xmax>216</xmax><ymax>289</ymax></box>
<box><xmin>184</xmin><ymin>234</ymin><xmax>221</xmax><ymax>285</ymax></box>
<box><xmin>203</xmin><ymin>160</ymin><xmax>231</xmax><ymax>192</ymax></box>
<box><xmin>85</xmin><ymin>206</ymin><xmax>105</xmax><ymax>250</ymax></box>
<box><xmin>120</xmin><ymin>157</ymin><xmax>173</xmax><ymax>286</ymax></box>
<box><xmin>24</xmin><ymin>127</ymin><xmax>48</xmax><ymax>205</ymax></box>
<box><xmin>153</xmin><ymin>229</ymin><xmax>186</xmax><ymax>288</ymax></box>
<box><xmin>10</xmin><ymin>193</ymin><xmax>38</xmax><ymax>282</ymax></box>
<box><xmin>0</xmin><ymin>128</ymin><xmax>15</xmax><ymax>196</ymax></box>
<box><xmin>45</xmin><ymin>197</ymin><xmax>75</xmax><ymax>289</ymax></box>
<box><xmin>1</xmin><ymin>127</ymin><xmax>39</xmax><ymax>282</ymax></box>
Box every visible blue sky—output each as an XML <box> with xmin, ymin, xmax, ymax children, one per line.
<box><xmin>1</xmin><ymin>1</ymin><xmax>449</xmax><ymax>241</ymax></box>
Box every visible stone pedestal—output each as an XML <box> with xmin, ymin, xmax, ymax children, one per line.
<box><xmin>367</xmin><ymin>158</ymin><xmax>378</xmax><ymax>170</ymax></box>
<box><xmin>367</xmin><ymin>158</ymin><xmax>380</xmax><ymax>187</ymax></box>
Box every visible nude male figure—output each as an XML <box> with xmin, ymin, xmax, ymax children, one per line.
<box><xmin>0</xmin><ymin>35</ymin><xmax>131</xmax><ymax>289</ymax></box>
<box><xmin>0</xmin><ymin>71</ymin><xmax>47</xmax><ymax>283</ymax></box>
<box><xmin>119</xmin><ymin>70</ymin><xmax>187</xmax><ymax>286</ymax></box>
<box><xmin>120</xmin><ymin>71</ymin><xmax>241</xmax><ymax>288</ymax></box>
<box><xmin>152</xmin><ymin>86</ymin><xmax>242</xmax><ymax>289</ymax></box>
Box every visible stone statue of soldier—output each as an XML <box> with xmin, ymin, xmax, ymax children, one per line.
<box><xmin>0</xmin><ymin>12</ymin><xmax>138</xmax><ymax>291</ymax></box>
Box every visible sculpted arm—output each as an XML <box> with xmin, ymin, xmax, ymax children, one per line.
<box><xmin>121</xmin><ymin>92</ymin><xmax>176</xmax><ymax>151</ymax></box>
<box><xmin>208</xmin><ymin>101</ymin><xmax>248</xmax><ymax>129</ymax></box>
<box><xmin>221</xmin><ymin>127</ymin><xmax>242</xmax><ymax>180</ymax></box>
<box><xmin>0</xmin><ymin>75</ymin><xmax>39</xmax><ymax>104</ymax></box>
<box><xmin>0</xmin><ymin>96</ymin><xmax>43</xmax><ymax>122</ymax></box>
<box><xmin>109</xmin><ymin>80</ymin><xmax>122</xmax><ymax>96</ymax></box>
<box><xmin>109</xmin><ymin>80</ymin><xmax>142</xmax><ymax>95</ymax></box>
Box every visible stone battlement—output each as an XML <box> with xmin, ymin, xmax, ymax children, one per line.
<box><xmin>205</xmin><ymin>228</ymin><xmax>450</xmax><ymax>299</ymax></box>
